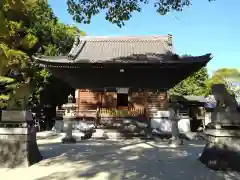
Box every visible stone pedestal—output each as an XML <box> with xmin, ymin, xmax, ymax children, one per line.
<box><xmin>168</xmin><ymin>108</ymin><xmax>183</xmax><ymax>147</ymax></box>
<box><xmin>0</xmin><ymin>126</ymin><xmax>43</xmax><ymax>168</ymax></box>
<box><xmin>0</xmin><ymin>110</ymin><xmax>42</xmax><ymax>168</ymax></box>
<box><xmin>168</xmin><ymin>119</ymin><xmax>183</xmax><ymax>147</ymax></box>
<box><xmin>61</xmin><ymin>118</ymin><xmax>76</xmax><ymax>144</ymax></box>
<box><xmin>199</xmin><ymin>128</ymin><xmax>240</xmax><ymax>171</ymax></box>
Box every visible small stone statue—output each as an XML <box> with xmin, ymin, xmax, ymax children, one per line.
<box><xmin>211</xmin><ymin>84</ymin><xmax>240</xmax><ymax>125</ymax></box>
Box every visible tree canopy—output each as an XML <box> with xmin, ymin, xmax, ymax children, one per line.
<box><xmin>67</xmin><ymin>0</ymin><xmax>216</xmax><ymax>27</ymax></box>
<box><xmin>206</xmin><ymin>68</ymin><xmax>240</xmax><ymax>95</ymax></box>
<box><xmin>170</xmin><ymin>67</ymin><xmax>209</xmax><ymax>96</ymax></box>
<box><xmin>0</xmin><ymin>0</ymin><xmax>85</xmax><ymax>109</ymax></box>
<box><xmin>170</xmin><ymin>68</ymin><xmax>240</xmax><ymax>98</ymax></box>
<box><xmin>208</xmin><ymin>68</ymin><xmax>240</xmax><ymax>85</ymax></box>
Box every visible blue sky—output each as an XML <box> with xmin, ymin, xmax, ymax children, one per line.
<box><xmin>49</xmin><ymin>0</ymin><xmax>240</xmax><ymax>75</ymax></box>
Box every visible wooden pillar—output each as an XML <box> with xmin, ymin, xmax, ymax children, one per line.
<box><xmin>95</xmin><ymin>92</ymin><xmax>103</xmax><ymax>127</ymax></box>
<box><xmin>75</xmin><ymin>89</ymin><xmax>80</xmax><ymax>116</ymax></box>
<box><xmin>144</xmin><ymin>90</ymin><xmax>149</xmax><ymax>120</ymax></box>
<box><xmin>144</xmin><ymin>90</ymin><xmax>152</xmax><ymax>138</ymax></box>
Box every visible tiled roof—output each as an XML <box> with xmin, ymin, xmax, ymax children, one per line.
<box><xmin>33</xmin><ymin>34</ymin><xmax>213</xmax><ymax>67</ymax></box>
<box><xmin>68</xmin><ymin>35</ymin><xmax>173</xmax><ymax>62</ymax></box>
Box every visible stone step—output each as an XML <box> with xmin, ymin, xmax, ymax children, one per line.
<box><xmin>92</xmin><ymin>129</ymin><xmax>146</xmax><ymax>140</ymax></box>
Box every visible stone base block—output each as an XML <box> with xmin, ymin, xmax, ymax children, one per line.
<box><xmin>143</xmin><ymin>132</ymin><xmax>154</xmax><ymax>140</ymax></box>
<box><xmin>80</xmin><ymin>131</ymin><xmax>93</xmax><ymax>140</ymax></box>
<box><xmin>0</xmin><ymin>127</ymin><xmax>43</xmax><ymax>168</ymax></box>
<box><xmin>199</xmin><ymin>142</ymin><xmax>240</xmax><ymax>171</ymax></box>
<box><xmin>168</xmin><ymin>138</ymin><xmax>183</xmax><ymax>147</ymax></box>
<box><xmin>61</xmin><ymin>136</ymin><xmax>76</xmax><ymax>144</ymax></box>
<box><xmin>199</xmin><ymin>130</ymin><xmax>240</xmax><ymax>171</ymax></box>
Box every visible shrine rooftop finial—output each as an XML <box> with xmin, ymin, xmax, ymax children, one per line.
<box><xmin>68</xmin><ymin>33</ymin><xmax>81</xmax><ymax>60</ymax></box>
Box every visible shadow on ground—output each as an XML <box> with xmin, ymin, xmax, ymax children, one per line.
<box><xmin>29</xmin><ymin>139</ymin><xmax>240</xmax><ymax>180</ymax></box>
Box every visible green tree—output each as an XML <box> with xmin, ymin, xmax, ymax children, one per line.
<box><xmin>170</xmin><ymin>67</ymin><xmax>209</xmax><ymax>96</ymax></box>
<box><xmin>206</xmin><ymin>68</ymin><xmax>240</xmax><ymax>95</ymax></box>
<box><xmin>208</xmin><ymin>68</ymin><xmax>240</xmax><ymax>84</ymax></box>
<box><xmin>0</xmin><ymin>0</ymin><xmax>36</xmax><ymax>109</ymax></box>
<box><xmin>66</xmin><ymin>0</ymin><xmax>216</xmax><ymax>27</ymax></box>
<box><xmin>0</xmin><ymin>0</ymin><xmax>86</xmax><ymax>109</ymax></box>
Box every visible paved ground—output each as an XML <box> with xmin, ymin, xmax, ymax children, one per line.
<box><xmin>1</xmin><ymin>136</ymin><xmax>240</xmax><ymax>180</ymax></box>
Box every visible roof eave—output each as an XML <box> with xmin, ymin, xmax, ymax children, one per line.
<box><xmin>33</xmin><ymin>53</ymin><xmax>213</xmax><ymax>67</ymax></box>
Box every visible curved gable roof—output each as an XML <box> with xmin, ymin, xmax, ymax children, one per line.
<box><xmin>67</xmin><ymin>34</ymin><xmax>173</xmax><ymax>62</ymax></box>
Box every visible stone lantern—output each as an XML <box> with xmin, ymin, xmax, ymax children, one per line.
<box><xmin>168</xmin><ymin>101</ymin><xmax>183</xmax><ymax>147</ymax></box>
<box><xmin>61</xmin><ymin>94</ymin><xmax>78</xmax><ymax>143</ymax></box>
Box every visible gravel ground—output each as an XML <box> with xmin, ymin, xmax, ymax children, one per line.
<box><xmin>0</xmin><ymin>136</ymin><xmax>240</xmax><ymax>180</ymax></box>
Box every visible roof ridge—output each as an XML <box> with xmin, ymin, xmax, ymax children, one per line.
<box><xmin>79</xmin><ymin>35</ymin><xmax>170</xmax><ymax>41</ymax></box>
<box><xmin>67</xmin><ymin>34</ymin><xmax>174</xmax><ymax>61</ymax></box>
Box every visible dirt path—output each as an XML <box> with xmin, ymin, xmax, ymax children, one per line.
<box><xmin>0</xmin><ymin>139</ymin><xmax>239</xmax><ymax>180</ymax></box>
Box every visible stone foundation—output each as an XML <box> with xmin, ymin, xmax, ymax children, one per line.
<box><xmin>199</xmin><ymin>129</ymin><xmax>240</xmax><ymax>171</ymax></box>
<box><xmin>61</xmin><ymin>136</ymin><xmax>77</xmax><ymax>143</ymax></box>
<box><xmin>0</xmin><ymin>126</ymin><xmax>43</xmax><ymax>168</ymax></box>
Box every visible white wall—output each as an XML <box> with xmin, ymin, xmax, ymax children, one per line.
<box><xmin>151</xmin><ymin>110</ymin><xmax>191</xmax><ymax>133</ymax></box>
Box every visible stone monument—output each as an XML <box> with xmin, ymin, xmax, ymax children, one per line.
<box><xmin>0</xmin><ymin>82</ymin><xmax>42</xmax><ymax>168</ymax></box>
<box><xmin>61</xmin><ymin>94</ymin><xmax>78</xmax><ymax>143</ymax></box>
<box><xmin>199</xmin><ymin>84</ymin><xmax>240</xmax><ymax>171</ymax></box>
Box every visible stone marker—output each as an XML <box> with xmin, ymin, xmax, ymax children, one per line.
<box><xmin>0</xmin><ymin>110</ymin><xmax>43</xmax><ymax>168</ymax></box>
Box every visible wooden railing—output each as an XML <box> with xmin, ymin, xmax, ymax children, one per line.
<box><xmin>77</xmin><ymin>110</ymin><xmax>97</xmax><ymax>118</ymax></box>
<box><xmin>99</xmin><ymin>108</ymin><xmax>145</xmax><ymax>117</ymax></box>
<box><xmin>56</xmin><ymin>108</ymin><xmax>145</xmax><ymax>118</ymax></box>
